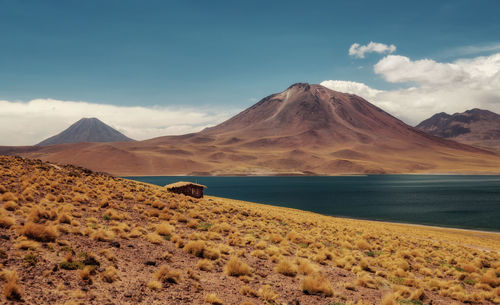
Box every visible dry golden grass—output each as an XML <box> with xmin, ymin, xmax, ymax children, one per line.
<box><xmin>3</xmin><ymin>201</ymin><xmax>18</xmax><ymax>211</ymax></box>
<box><xmin>154</xmin><ymin>265</ymin><xmax>183</xmax><ymax>284</ymax></box>
<box><xmin>204</xmin><ymin>293</ymin><xmax>223</xmax><ymax>304</ymax></box>
<box><xmin>147</xmin><ymin>280</ymin><xmax>162</xmax><ymax>290</ymax></box>
<box><xmin>92</xmin><ymin>229</ymin><xmax>115</xmax><ymax>242</ymax></box>
<box><xmin>0</xmin><ymin>213</ymin><xmax>15</xmax><ymax>228</ymax></box>
<box><xmin>197</xmin><ymin>259</ymin><xmax>214</xmax><ymax>271</ymax></box>
<box><xmin>300</xmin><ymin>272</ymin><xmax>334</xmax><ymax>296</ymax></box>
<box><xmin>146</xmin><ymin>232</ymin><xmax>163</xmax><ymax>244</ymax></box>
<box><xmin>275</xmin><ymin>259</ymin><xmax>297</xmax><ymax>276</ymax></box>
<box><xmin>240</xmin><ymin>285</ymin><xmax>258</xmax><ymax>297</ymax></box>
<box><xmin>225</xmin><ymin>256</ymin><xmax>251</xmax><ymax>276</ymax></box>
<box><xmin>21</xmin><ymin>222</ymin><xmax>58</xmax><ymax>242</ymax></box>
<box><xmin>1</xmin><ymin>269</ymin><xmax>22</xmax><ymax>301</ymax></box>
<box><xmin>101</xmin><ymin>266</ymin><xmax>119</xmax><ymax>283</ymax></box>
<box><xmin>257</xmin><ymin>285</ymin><xmax>279</xmax><ymax>302</ymax></box>
<box><xmin>156</xmin><ymin>222</ymin><xmax>174</xmax><ymax>236</ymax></box>
<box><xmin>185</xmin><ymin>240</ymin><xmax>205</xmax><ymax>257</ymax></box>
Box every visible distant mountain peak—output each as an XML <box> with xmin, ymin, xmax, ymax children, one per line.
<box><xmin>287</xmin><ymin>82</ymin><xmax>311</xmax><ymax>91</ymax></box>
<box><xmin>417</xmin><ymin>108</ymin><xmax>500</xmax><ymax>149</ymax></box>
<box><xmin>36</xmin><ymin>118</ymin><xmax>133</xmax><ymax>146</ymax></box>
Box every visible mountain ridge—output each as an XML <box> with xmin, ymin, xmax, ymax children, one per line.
<box><xmin>1</xmin><ymin>83</ymin><xmax>500</xmax><ymax>175</ymax></box>
<box><xmin>416</xmin><ymin>108</ymin><xmax>500</xmax><ymax>150</ymax></box>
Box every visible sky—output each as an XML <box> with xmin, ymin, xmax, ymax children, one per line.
<box><xmin>1</xmin><ymin>0</ymin><xmax>500</xmax><ymax>145</ymax></box>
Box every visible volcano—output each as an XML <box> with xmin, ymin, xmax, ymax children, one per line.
<box><xmin>1</xmin><ymin>84</ymin><xmax>500</xmax><ymax>175</ymax></box>
<box><xmin>37</xmin><ymin>118</ymin><xmax>133</xmax><ymax>146</ymax></box>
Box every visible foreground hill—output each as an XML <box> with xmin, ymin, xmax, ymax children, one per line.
<box><xmin>2</xmin><ymin>84</ymin><xmax>500</xmax><ymax>175</ymax></box>
<box><xmin>37</xmin><ymin>118</ymin><xmax>133</xmax><ymax>146</ymax></box>
<box><xmin>416</xmin><ymin>109</ymin><xmax>500</xmax><ymax>151</ymax></box>
<box><xmin>0</xmin><ymin>155</ymin><xmax>499</xmax><ymax>304</ymax></box>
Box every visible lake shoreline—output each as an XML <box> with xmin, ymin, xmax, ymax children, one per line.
<box><xmin>208</xmin><ymin>195</ymin><xmax>500</xmax><ymax>238</ymax></box>
<box><xmin>125</xmin><ymin>175</ymin><xmax>500</xmax><ymax>232</ymax></box>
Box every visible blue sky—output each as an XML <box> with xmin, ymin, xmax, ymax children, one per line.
<box><xmin>1</xmin><ymin>0</ymin><xmax>498</xmax><ymax>106</ymax></box>
<box><xmin>1</xmin><ymin>0</ymin><xmax>500</xmax><ymax>144</ymax></box>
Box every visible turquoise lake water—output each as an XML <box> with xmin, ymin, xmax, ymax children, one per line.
<box><xmin>124</xmin><ymin>175</ymin><xmax>500</xmax><ymax>232</ymax></box>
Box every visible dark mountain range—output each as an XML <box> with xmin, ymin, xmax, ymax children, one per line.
<box><xmin>416</xmin><ymin>109</ymin><xmax>500</xmax><ymax>150</ymax></box>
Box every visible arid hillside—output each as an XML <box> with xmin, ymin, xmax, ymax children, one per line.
<box><xmin>2</xmin><ymin>84</ymin><xmax>500</xmax><ymax>175</ymax></box>
<box><xmin>0</xmin><ymin>155</ymin><xmax>499</xmax><ymax>304</ymax></box>
<box><xmin>417</xmin><ymin>109</ymin><xmax>500</xmax><ymax>151</ymax></box>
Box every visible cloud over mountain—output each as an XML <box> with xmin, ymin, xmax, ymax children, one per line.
<box><xmin>0</xmin><ymin>99</ymin><xmax>234</xmax><ymax>145</ymax></box>
<box><xmin>323</xmin><ymin>52</ymin><xmax>500</xmax><ymax>125</ymax></box>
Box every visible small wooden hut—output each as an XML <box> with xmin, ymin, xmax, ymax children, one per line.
<box><xmin>164</xmin><ymin>181</ymin><xmax>206</xmax><ymax>198</ymax></box>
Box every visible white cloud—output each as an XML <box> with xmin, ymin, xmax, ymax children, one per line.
<box><xmin>0</xmin><ymin>99</ymin><xmax>235</xmax><ymax>146</ymax></box>
<box><xmin>349</xmin><ymin>42</ymin><xmax>396</xmax><ymax>58</ymax></box>
<box><xmin>321</xmin><ymin>52</ymin><xmax>500</xmax><ymax>125</ymax></box>
<box><xmin>319</xmin><ymin>80</ymin><xmax>382</xmax><ymax>99</ymax></box>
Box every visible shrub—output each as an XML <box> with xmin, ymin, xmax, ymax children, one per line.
<box><xmin>156</xmin><ymin>222</ymin><xmax>174</xmax><ymax>236</ymax></box>
<box><xmin>224</xmin><ymin>256</ymin><xmax>251</xmax><ymax>277</ymax></box>
<box><xmin>1</xmin><ymin>270</ymin><xmax>22</xmax><ymax>301</ymax></box>
<box><xmin>250</xmin><ymin>250</ymin><xmax>267</xmax><ymax>260</ymax></box>
<box><xmin>356</xmin><ymin>240</ymin><xmax>371</xmax><ymax>250</ymax></box>
<box><xmin>22</xmin><ymin>222</ymin><xmax>58</xmax><ymax>242</ymax></box>
<box><xmin>275</xmin><ymin>259</ymin><xmax>297</xmax><ymax>276</ymax></box>
<box><xmin>258</xmin><ymin>285</ymin><xmax>278</xmax><ymax>302</ymax></box>
<box><xmin>154</xmin><ymin>265</ymin><xmax>183</xmax><ymax>284</ymax></box>
<box><xmin>0</xmin><ymin>214</ymin><xmax>15</xmax><ymax>228</ymax></box>
<box><xmin>296</xmin><ymin>258</ymin><xmax>316</xmax><ymax>275</ymax></box>
<box><xmin>380</xmin><ymin>293</ymin><xmax>396</xmax><ymax>305</ymax></box>
<box><xmin>184</xmin><ymin>240</ymin><xmax>220</xmax><ymax>260</ymax></box>
<box><xmin>58</xmin><ymin>213</ymin><xmax>72</xmax><ymax>224</ymax></box>
<box><xmin>23</xmin><ymin>253</ymin><xmax>38</xmax><ymax>265</ymax></box>
<box><xmin>79</xmin><ymin>266</ymin><xmax>94</xmax><ymax>283</ymax></box>
<box><xmin>60</xmin><ymin>260</ymin><xmax>84</xmax><ymax>270</ymax></box>
<box><xmin>147</xmin><ymin>233</ymin><xmax>163</xmax><ymax>244</ymax></box>
<box><xmin>205</xmin><ymin>293</ymin><xmax>223</xmax><ymax>305</ymax></box>
<box><xmin>28</xmin><ymin>207</ymin><xmax>57</xmax><ymax>223</ymax></box>
<box><xmin>185</xmin><ymin>240</ymin><xmax>206</xmax><ymax>257</ymax></box>
<box><xmin>2</xmin><ymin>192</ymin><xmax>18</xmax><ymax>202</ymax></box>
<box><xmin>3</xmin><ymin>201</ymin><xmax>18</xmax><ymax>211</ymax></box>
<box><xmin>92</xmin><ymin>229</ymin><xmax>115</xmax><ymax>242</ymax></box>
<box><xmin>355</xmin><ymin>274</ymin><xmax>378</xmax><ymax>289</ymax></box>
<box><xmin>3</xmin><ymin>279</ymin><xmax>22</xmax><ymax>301</ymax></box>
<box><xmin>270</xmin><ymin>233</ymin><xmax>283</xmax><ymax>243</ymax></box>
<box><xmin>101</xmin><ymin>266</ymin><xmax>119</xmax><ymax>283</ymax></box>
<box><xmin>300</xmin><ymin>272</ymin><xmax>334</xmax><ymax>296</ymax></box>
<box><xmin>147</xmin><ymin>280</ymin><xmax>162</xmax><ymax>290</ymax></box>
<box><xmin>197</xmin><ymin>259</ymin><xmax>214</xmax><ymax>271</ymax></box>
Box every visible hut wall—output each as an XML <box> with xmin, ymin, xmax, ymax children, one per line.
<box><xmin>170</xmin><ymin>185</ymin><xmax>204</xmax><ymax>198</ymax></box>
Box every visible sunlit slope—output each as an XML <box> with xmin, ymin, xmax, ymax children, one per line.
<box><xmin>0</xmin><ymin>155</ymin><xmax>499</xmax><ymax>304</ymax></box>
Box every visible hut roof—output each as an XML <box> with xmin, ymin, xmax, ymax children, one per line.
<box><xmin>164</xmin><ymin>181</ymin><xmax>207</xmax><ymax>189</ymax></box>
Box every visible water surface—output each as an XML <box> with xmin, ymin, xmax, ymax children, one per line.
<box><xmin>124</xmin><ymin>175</ymin><xmax>500</xmax><ymax>232</ymax></box>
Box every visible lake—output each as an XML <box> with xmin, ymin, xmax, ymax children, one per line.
<box><xmin>124</xmin><ymin>175</ymin><xmax>500</xmax><ymax>232</ymax></box>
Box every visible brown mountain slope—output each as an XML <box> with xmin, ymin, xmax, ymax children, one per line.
<box><xmin>416</xmin><ymin>109</ymin><xmax>500</xmax><ymax>150</ymax></box>
<box><xmin>1</xmin><ymin>83</ymin><xmax>500</xmax><ymax>175</ymax></box>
